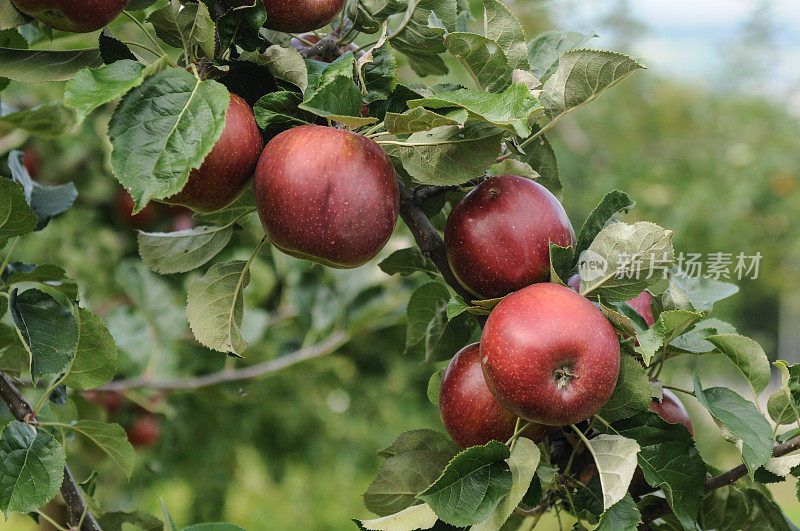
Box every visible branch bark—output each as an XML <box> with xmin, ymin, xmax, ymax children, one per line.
<box><xmin>0</xmin><ymin>371</ymin><xmax>100</xmax><ymax>531</ymax></box>
<box><xmin>638</xmin><ymin>433</ymin><xmax>800</xmax><ymax>526</ymax></box>
<box><xmin>101</xmin><ymin>331</ymin><xmax>349</xmax><ymax>392</ymax></box>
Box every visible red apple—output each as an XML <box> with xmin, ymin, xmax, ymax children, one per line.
<box><xmin>650</xmin><ymin>388</ymin><xmax>693</xmax><ymax>435</ymax></box>
<box><xmin>481</xmin><ymin>283</ymin><xmax>620</xmax><ymax>426</ymax></box>
<box><xmin>164</xmin><ymin>93</ymin><xmax>263</xmax><ymax>213</ymax></box>
<box><xmin>11</xmin><ymin>0</ymin><xmax>129</xmax><ymax>33</ymax></box>
<box><xmin>254</xmin><ymin>125</ymin><xmax>399</xmax><ymax>268</ymax></box>
<box><xmin>83</xmin><ymin>391</ymin><xmax>124</xmax><ymax>416</ymax></box>
<box><xmin>568</xmin><ymin>274</ymin><xmax>654</xmax><ymax>327</ymax></box>
<box><xmin>115</xmin><ymin>191</ymin><xmax>157</xmax><ymax>230</ymax></box>
<box><xmin>126</xmin><ymin>414</ymin><xmax>160</xmax><ymax>448</ymax></box>
<box><xmin>22</xmin><ymin>147</ymin><xmax>40</xmax><ymax>178</ymax></box>
<box><xmin>445</xmin><ymin>176</ymin><xmax>575</xmax><ymax>299</ymax></box>
<box><xmin>290</xmin><ymin>33</ymin><xmax>360</xmax><ymax>61</ymax></box>
<box><xmin>230</xmin><ymin>0</ymin><xmax>345</xmax><ymax>33</ymax></box>
<box><xmin>439</xmin><ymin>343</ymin><xmax>547</xmax><ymax>448</ymax></box>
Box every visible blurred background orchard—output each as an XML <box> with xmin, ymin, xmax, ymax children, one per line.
<box><xmin>1</xmin><ymin>0</ymin><xmax>799</xmax><ymax>528</ymax></box>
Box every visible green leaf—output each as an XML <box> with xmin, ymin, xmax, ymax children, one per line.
<box><xmin>192</xmin><ymin>187</ymin><xmax>257</xmax><ymax>226</ymax></box>
<box><xmin>358</xmin><ymin>35</ymin><xmax>398</xmax><ymax>104</ymax></box>
<box><xmin>424</xmin><ymin>300</ymin><xmax>476</xmax><ymax>363</ymax></box>
<box><xmin>0</xmin><ymin>178</ymin><xmax>36</xmax><ymax>240</ymax></box>
<box><xmin>384</xmin><ymin>106</ymin><xmax>464</xmax><ymax>134</ymax></box>
<box><xmin>418</xmin><ymin>441</ymin><xmax>511</xmax><ymax>527</ymax></box>
<box><xmin>0</xmin><ymin>421</ymin><xmax>66</xmax><ymax>515</ymax></box>
<box><xmin>62</xmin><ymin>421</ymin><xmax>134</xmax><ymax>479</ymax></box>
<box><xmin>0</xmin><ymin>48</ymin><xmax>102</xmax><ymax>82</ymax></box>
<box><xmin>636</xmin><ymin>310</ymin><xmax>703</xmax><ymax>366</ymax></box>
<box><xmin>357</xmin><ymin>503</ymin><xmax>438</xmax><ymax>531</ymax></box>
<box><xmin>363</xmin><ymin>451</ymin><xmax>452</xmax><ymax>516</ymax></box>
<box><xmin>770</xmin><ymin>361</ymin><xmax>800</xmax><ymax>426</ymax></box>
<box><xmin>700</xmin><ymin>486</ymin><xmax>750</xmax><ymax>531</ymax></box>
<box><xmin>115</xmin><ymin>260</ymin><xmax>186</xmax><ymax>343</ymax></box>
<box><xmin>472</xmin><ymin>437</ymin><xmax>540</xmax><ymax>530</ymax></box>
<box><xmin>217</xmin><ymin>2</ymin><xmax>267</xmax><ymax>52</ymax></box>
<box><xmin>599</xmin><ymin>353</ymin><xmax>651</xmax><ymax>422</ymax></box>
<box><xmin>138</xmin><ymin>225</ymin><xmax>234</xmax><ymax>274</ymax></box>
<box><xmin>548</xmin><ymin>242</ymin><xmax>574</xmax><ymax>285</ymax></box>
<box><xmin>108</xmin><ymin>68</ymin><xmax>230</xmax><ymax>210</ymax></box>
<box><xmin>240</xmin><ymin>45</ymin><xmax>307</xmax><ymax>92</ymax></box>
<box><xmin>408</xmin><ymin>83</ymin><xmax>541</xmax><ymax>137</ymax></box>
<box><xmin>706</xmin><ymin>334</ymin><xmax>770</xmax><ymax>398</ymax></box>
<box><xmin>693</xmin><ymin>374</ymin><xmax>773</xmax><ymax>476</ymax></box>
<box><xmin>378</xmin><ymin>429</ymin><xmax>459</xmax><ymax>459</ymax></box>
<box><xmin>186</xmin><ymin>260</ymin><xmax>251</xmax><ymax>355</ymax></box>
<box><xmin>98</xmin><ymin>511</ymin><xmax>163</xmax><ymax>531</ymax></box>
<box><xmin>518</xmin><ymin>134</ymin><xmax>561</xmax><ymax>197</ymax></box>
<box><xmin>767</xmin><ymin>387</ymin><xmax>797</xmax><ymax>426</ymax></box>
<box><xmin>540</xmin><ymin>50</ymin><xmax>644</xmax><ymax>122</ymax></box>
<box><xmin>669</xmin><ymin>318</ymin><xmax>737</xmax><ymax>354</ymax></box>
<box><xmin>7</xmin><ymin>150</ymin><xmax>77</xmax><ymax>230</ymax></box>
<box><xmin>527</xmin><ymin>30</ymin><xmax>597</xmax><ymax>81</ymax></box>
<box><xmin>148</xmin><ymin>0</ymin><xmax>216</xmax><ymax>60</ymax></box>
<box><xmin>0</xmin><ymin>103</ymin><xmax>75</xmax><ymax>138</ymax></box>
<box><xmin>0</xmin><ymin>3</ymin><xmax>28</xmax><ymax>30</ymax></box>
<box><xmin>383</xmin><ymin>122</ymin><xmax>504</xmax><ymax>186</ymax></box>
<box><xmin>0</xmin><ymin>324</ymin><xmax>29</xmax><ymax>375</ymax></box>
<box><xmin>482</xmin><ymin>0</ymin><xmax>529</xmax><ymax>71</ymax></box>
<box><xmin>348</xmin><ymin>0</ymin><xmax>408</xmax><ymax>34</ymax></box>
<box><xmin>253</xmin><ymin>90</ymin><xmax>313</xmax><ymax>132</ymax></box>
<box><xmin>669</xmin><ymin>272</ymin><xmax>739</xmax><ymax>312</ymax></box>
<box><xmin>64</xmin><ymin>60</ymin><xmax>147</xmax><ymax>123</ymax></box>
<box><xmin>490</xmin><ymin>158</ymin><xmax>537</xmax><ymax>179</ymax></box>
<box><xmin>604</xmin><ymin>412</ymin><xmax>706</xmax><ymax>530</ymax></box>
<box><xmin>576</xmin><ymin>190</ymin><xmax>636</xmax><ymax>259</ymax></box>
<box><xmin>596</xmin><ymin>493</ymin><xmax>641</xmax><ymax>531</ymax></box>
<box><xmin>182</xmin><ymin>524</ymin><xmax>246</xmax><ymax>531</ymax></box>
<box><xmin>444</xmin><ymin>32</ymin><xmax>512</xmax><ymax>92</ymax></box>
<box><xmin>1</xmin><ymin>263</ymin><xmax>77</xmax><ymax>300</ymax></box>
<box><xmin>300</xmin><ymin>75</ymin><xmax>376</xmax><ymax>127</ymax></box>
<box><xmin>62</xmin><ymin>308</ymin><xmax>118</xmax><ymax>391</ymax></box>
<box><xmin>9</xmin><ymin>288</ymin><xmax>79</xmax><ymax>381</ymax></box>
<box><xmin>580</xmin><ymin>221</ymin><xmax>675</xmax><ymax>303</ymax></box>
<box><xmin>392</xmin><ymin>0</ymin><xmax>456</xmax><ymax>60</ymax></box>
<box><xmin>582</xmin><ymin>434</ymin><xmax>640</xmax><ymax>510</ymax></box>
<box><xmin>743</xmin><ymin>488</ymin><xmax>793</xmax><ymax>531</ymax></box>
<box><xmin>427</xmin><ymin>369</ymin><xmax>443</xmax><ymax>406</ymax></box>
<box><xmin>379</xmin><ymin>248</ymin><xmax>438</xmax><ymax>278</ymax></box>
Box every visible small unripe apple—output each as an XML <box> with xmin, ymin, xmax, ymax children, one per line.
<box><xmin>650</xmin><ymin>388</ymin><xmax>693</xmax><ymax>435</ymax></box>
<box><xmin>481</xmin><ymin>283</ymin><xmax>620</xmax><ymax>426</ymax></box>
<box><xmin>126</xmin><ymin>414</ymin><xmax>160</xmax><ymax>448</ymax></box>
<box><xmin>439</xmin><ymin>343</ymin><xmax>546</xmax><ymax>448</ymax></box>
<box><xmin>254</xmin><ymin>125</ymin><xmax>399</xmax><ymax>268</ymax></box>
<box><xmin>290</xmin><ymin>33</ymin><xmax>360</xmax><ymax>62</ymax></box>
<box><xmin>11</xmin><ymin>0</ymin><xmax>129</xmax><ymax>33</ymax></box>
<box><xmin>445</xmin><ymin>176</ymin><xmax>575</xmax><ymax>299</ymax></box>
<box><xmin>231</xmin><ymin>0</ymin><xmax>345</xmax><ymax>33</ymax></box>
<box><xmin>165</xmin><ymin>93</ymin><xmax>263</xmax><ymax>213</ymax></box>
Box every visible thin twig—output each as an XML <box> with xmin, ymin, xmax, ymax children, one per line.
<box><xmin>0</xmin><ymin>371</ymin><xmax>101</xmax><ymax>531</ymax></box>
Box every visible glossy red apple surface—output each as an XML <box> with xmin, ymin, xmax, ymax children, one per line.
<box><xmin>445</xmin><ymin>176</ymin><xmax>575</xmax><ymax>299</ymax></box>
<box><xmin>254</xmin><ymin>125</ymin><xmax>399</xmax><ymax>269</ymax></box>
<box><xmin>165</xmin><ymin>93</ymin><xmax>263</xmax><ymax>213</ymax></box>
<box><xmin>12</xmin><ymin>0</ymin><xmax>129</xmax><ymax>33</ymax></box>
<box><xmin>439</xmin><ymin>343</ymin><xmax>546</xmax><ymax>448</ymax></box>
<box><xmin>481</xmin><ymin>283</ymin><xmax>620</xmax><ymax>426</ymax></box>
<box><xmin>650</xmin><ymin>388</ymin><xmax>693</xmax><ymax>435</ymax></box>
<box><xmin>230</xmin><ymin>0</ymin><xmax>345</xmax><ymax>33</ymax></box>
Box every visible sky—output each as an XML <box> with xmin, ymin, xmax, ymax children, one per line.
<box><xmin>545</xmin><ymin>0</ymin><xmax>800</xmax><ymax>111</ymax></box>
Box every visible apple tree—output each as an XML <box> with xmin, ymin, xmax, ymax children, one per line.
<box><xmin>0</xmin><ymin>0</ymin><xmax>798</xmax><ymax>529</ymax></box>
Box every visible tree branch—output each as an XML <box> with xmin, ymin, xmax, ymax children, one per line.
<box><xmin>0</xmin><ymin>371</ymin><xmax>100</xmax><ymax>531</ymax></box>
<box><xmin>639</xmin><ymin>433</ymin><xmax>800</xmax><ymax>526</ymax></box>
<box><xmin>100</xmin><ymin>331</ymin><xmax>349</xmax><ymax>392</ymax></box>
<box><xmin>298</xmin><ymin>32</ymin><xmax>341</xmax><ymax>61</ymax></box>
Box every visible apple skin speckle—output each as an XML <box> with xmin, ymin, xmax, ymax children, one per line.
<box><xmin>445</xmin><ymin>175</ymin><xmax>575</xmax><ymax>299</ymax></box>
<box><xmin>254</xmin><ymin>125</ymin><xmax>399</xmax><ymax>269</ymax></box>
<box><xmin>480</xmin><ymin>283</ymin><xmax>620</xmax><ymax>426</ymax></box>
<box><xmin>439</xmin><ymin>343</ymin><xmax>547</xmax><ymax>448</ymax></box>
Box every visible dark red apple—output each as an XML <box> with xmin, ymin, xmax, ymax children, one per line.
<box><xmin>115</xmin><ymin>191</ymin><xmax>157</xmax><ymax>230</ymax></box>
<box><xmin>165</xmin><ymin>93</ymin><xmax>263</xmax><ymax>213</ymax></box>
<box><xmin>11</xmin><ymin>0</ymin><xmax>129</xmax><ymax>33</ymax></box>
<box><xmin>439</xmin><ymin>343</ymin><xmax>547</xmax><ymax>448</ymax></box>
<box><xmin>650</xmin><ymin>388</ymin><xmax>693</xmax><ymax>435</ymax></box>
<box><xmin>568</xmin><ymin>274</ymin><xmax>654</xmax><ymax>327</ymax></box>
<box><xmin>126</xmin><ymin>414</ymin><xmax>160</xmax><ymax>448</ymax></box>
<box><xmin>481</xmin><ymin>283</ymin><xmax>620</xmax><ymax>426</ymax></box>
<box><xmin>290</xmin><ymin>33</ymin><xmax>360</xmax><ymax>61</ymax></box>
<box><xmin>445</xmin><ymin>176</ymin><xmax>575</xmax><ymax>299</ymax></box>
<box><xmin>22</xmin><ymin>147</ymin><xmax>40</xmax><ymax>178</ymax></box>
<box><xmin>83</xmin><ymin>391</ymin><xmax>124</xmax><ymax>416</ymax></box>
<box><xmin>254</xmin><ymin>125</ymin><xmax>399</xmax><ymax>269</ymax></box>
<box><xmin>230</xmin><ymin>0</ymin><xmax>345</xmax><ymax>33</ymax></box>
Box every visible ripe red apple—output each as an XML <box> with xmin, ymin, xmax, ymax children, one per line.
<box><xmin>439</xmin><ymin>343</ymin><xmax>547</xmax><ymax>448</ymax></box>
<box><xmin>568</xmin><ymin>274</ymin><xmax>654</xmax><ymax>327</ymax></box>
<box><xmin>230</xmin><ymin>0</ymin><xmax>345</xmax><ymax>33</ymax></box>
<box><xmin>290</xmin><ymin>33</ymin><xmax>360</xmax><ymax>61</ymax></box>
<box><xmin>254</xmin><ymin>125</ymin><xmax>399</xmax><ymax>268</ymax></box>
<box><xmin>126</xmin><ymin>414</ymin><xmax>160</xmax><ymax>448</ymax></box>
<box><xmin>650</xmin><ymin>388</ymin><xmax>693</xmax><ymax>435</ymax></box>
<box><xmin>11</xmin><ymin>0</ymin><xmax>129</xmax><ymax>33</ymax></box>
<box><xmin>164</xmin><ymin>93</ymin><xmax>263</xmax><ymax>213</ymax></box>
<box><xmin>445</xmin><ymin>176</ymin><xmax>575</xmax><ymax>299</ymax></box>
<box><xmin>481</xmin><ymin>283</ymin><xmax>620</xmax><ymax>426</ymax></box>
